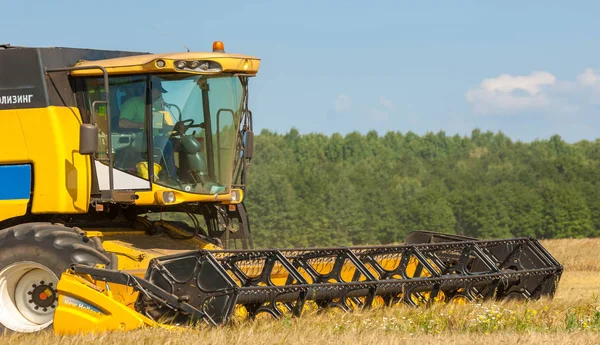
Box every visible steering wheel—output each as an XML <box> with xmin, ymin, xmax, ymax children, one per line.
<box><xmin>172</xmin><ymin>119</ymin><xmax>195</xmax><ymax>136</ymax></box>
<box><xmin>172</xmin><ymin>119</ymin><xmax>205</xmax><ymax>136</ymax></box>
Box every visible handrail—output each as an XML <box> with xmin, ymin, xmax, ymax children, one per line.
<box><xmin>46</xmin><ymin>65</ymin><xmax>115</xmax><ymax>200</ymax></box>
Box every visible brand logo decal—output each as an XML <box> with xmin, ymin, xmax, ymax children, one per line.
<box><xmin>0</xmin><ymin>94</ymin><xmax>33</xmax><ymax>105</ymax></box>
<box><xmin>62</xmin><ymin>296</ymin><xmax>105</xmax><ymax>316</ymax></box>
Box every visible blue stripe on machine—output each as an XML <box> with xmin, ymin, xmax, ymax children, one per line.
<box><xmin>0</xmin><ymin>164</ymin><xmax>31</xmax><ymax>200</ymax></box>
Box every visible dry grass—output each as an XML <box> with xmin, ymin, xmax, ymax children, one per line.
<box><xmin>540</xmin><ymin>238</ymin><xmax>600</xmax><ymax>271</ymax></box>
<box><xmin>5</xmin><ymin>238</ymin><xmax>600</xmax><ymax>345</ymax></box>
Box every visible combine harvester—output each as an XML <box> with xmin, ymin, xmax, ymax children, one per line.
<box><xmin>0</xmin><ymin>42</ymin><xmax>562</xmax><ymax>334</ymax></box>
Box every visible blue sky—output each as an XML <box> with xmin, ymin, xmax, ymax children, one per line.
<box><xmin>3</xmin><ymin>1</ymin><xmax>600</xmax><ymax>142</ymax></box>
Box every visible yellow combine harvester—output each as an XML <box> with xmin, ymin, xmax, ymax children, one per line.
<box><xmin>0</xmin><ymin>42</ymin><xmax>562</xmax><ymax>334</ymax></box>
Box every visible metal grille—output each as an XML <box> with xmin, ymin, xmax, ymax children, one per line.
<box><xmin>129</xmin><ymin>237</ymin><xmax>562</xmax><ymax>324</ymax></box>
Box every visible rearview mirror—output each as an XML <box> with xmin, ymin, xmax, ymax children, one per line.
<box><xmin>79</xmin><ymin>124</ymin><xmax>99</xmax><ymax>155</ymax></box>
<box><xmin>245</xmin><ymin>131</ymin><xmax>254</xmax><ymax>159</ymax></box>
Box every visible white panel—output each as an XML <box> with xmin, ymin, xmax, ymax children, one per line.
<box><xmin>95</xmin><ymin>161</ymin><xmax>150</xmax><ymax>190</ymax></box>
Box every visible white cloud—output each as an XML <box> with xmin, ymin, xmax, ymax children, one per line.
<box><xmin>577</xmin><ymin>68</ymin><xmax>600</xmax><ymax>87</ymax></box>
<box><xmin>379</xmin><ymin>96</ymin><xmax>394</xmax><ymax>110</ymax></box>
<box><xmin>480</xmin><ymin>71</ymin><xmax>556</xmax><ymax>95</ymax></box>
<box><xmin>363</xmin><ymin>96</ymin><xmax>395</xmax><ymax>122</ymax></box>
<box><xmin>466</xmin><ymin>71</ymin><xmax>558</xmax><ymax>114</ymax></box>
<box><xmin>575</xmin><ymin>69</ymin><xmax>600</xmax><ymax>105</ymax></box>
<box><xmin>333</xmin><ymin>94</ymin><xmax>352</xmax><ymax>113</ymax></box>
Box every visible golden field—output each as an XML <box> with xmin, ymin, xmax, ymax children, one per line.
<box><xmin>4</xmin><ymin>238</ymin><xmax>600</xmax><ymax>345</ymax></box>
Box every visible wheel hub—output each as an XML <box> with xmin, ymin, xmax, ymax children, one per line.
<box><xmin>29</xmin><ymin>282</ymin><xmax>57</xmax><ymax>310</ymax></box>
<box><xmin>0</xmin><ymin>262</ymin><xmax>59</xmax><ymax>332</ymax></box>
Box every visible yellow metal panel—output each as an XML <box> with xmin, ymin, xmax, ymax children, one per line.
<box><xmin>99</xmin><ymin>235</ymin><xmax>218</xmax><ymax>271</ymax></box>
<box><xmin>71</xmin><ymin>53</ymin><xmax>261</xmax><ymax>76</ymax></box>
<box><xmin>0</xmin><ymin>109</ymin><xmax>29</xmax><ymax>162</ymax></box>
<box><xmin>89</xmin><ymin>240</ymin><xmax>151</xmax><ymax>309</ymax></box>
<box><xmin>135</xmin><ymin>184</ymin><xmax>239</xmax><ymax>205</ymax></box>
<box><xmin>54</xmin><ymin>273</ymin><xmax>156</xmax><ymax>334</ymax></box>
<box><xmin>100</xmin><ymin>240</ymin><xmax>154</xmax><ymax>271</ymax></box>
<box><xmin>73</xmin><ymin>51</ymin><xmax>259</xmax><ymax>68</ymax></box>
<box><xmin>0</xmin><ymin>199</ymin><xmax>29</xmax><ymax>220</ymax></box>
<box><xmin>83</xmin><ymin>230</ymin><xmax>219</xmax><ymax>308</ymax></box>
<box><xmin>17</xmin><ymin>106</ymin><xmax>91</xmax><ymax>214</ymax></box>
<box><xmin>84</xmin><ymin>230</ymin><xmax>149</xmax><ymax>237</ymax></box>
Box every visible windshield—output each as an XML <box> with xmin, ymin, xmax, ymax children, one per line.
<box><xmin>84</xmin><ymin>74</ymin><xmax>244</xmax><ymax>194</ymax></box>
<box><xmin>155</xmin><ymin>74</ymin><xmax>243</xmax><ymax>193</ymax></box>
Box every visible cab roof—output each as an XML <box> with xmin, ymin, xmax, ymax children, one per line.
<box><xmin>73</xmin><ymin>51</ymin><xmax>261</xmax><ymax>76</ymax></box>
<box><xmin>75</xmin><ymin>51</ymin><xmax>260</xmax><ymax>68</ymax></box>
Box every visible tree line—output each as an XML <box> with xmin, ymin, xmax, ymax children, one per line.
<box><xmin>243</xmin><ymin>128</ymin><xmax>600</xmax><ymax>248</ymax></box>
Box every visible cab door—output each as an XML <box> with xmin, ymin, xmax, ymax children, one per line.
<box><xmin>81</xmin><ymin>76</ymin><xmax>152</xmax><ymax>192</ymax></box>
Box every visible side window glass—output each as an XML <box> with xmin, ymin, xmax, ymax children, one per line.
<box><xmin>85</xmin><ymin>77</ymin><xmax>151</xmax><ymax>180</ymax></box>
<box><xmin>84</xmin><ymin>78</ymin><xmax>108</xmax><ymax>159</ymax></box>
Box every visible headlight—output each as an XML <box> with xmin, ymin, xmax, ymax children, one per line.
<box><xmin>163</xmin><ymin>191</ymin><xmax>176</xmax><ymax>204</ymax></box>
<box><xmin>229</xmin><ymin>189</ymin><xmax>243</xmax><ymax>204</ymax></box>
<box><xmin>156</xmin><ymin>191</ymin><xmax>177</xmax><ymax>205</ymax></box>
<box><xmin>173</xmin><ymin>60</ymin><xmax>222</xmax><ymax>73</ymax></box>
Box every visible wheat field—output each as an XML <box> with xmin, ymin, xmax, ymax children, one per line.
<box><xmin>4</xmin><ymin>238</ymin><xmax>600</xmax><ymax>345</ymax></box>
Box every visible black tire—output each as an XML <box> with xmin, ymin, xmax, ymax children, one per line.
<box><xmin>0</xmin><ymin>222</ymin><xmax>110</xmax><ymax>334</ymax></box>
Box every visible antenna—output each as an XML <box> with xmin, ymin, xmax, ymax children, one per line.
<box><xmin>148</xmin><ymin>24</ymin><xmax>191</xmax><ymax>52</ymax></box>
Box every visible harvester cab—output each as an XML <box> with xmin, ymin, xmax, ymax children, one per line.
<box><xmin>74</xmin><ymin>42</ymin><xmax>257</xmax><ymax>249</ymax></box>
<box><xmin>0</xmin><ymin>43</ymin><xmax>562</xmax><ymax>335</ymax></box>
